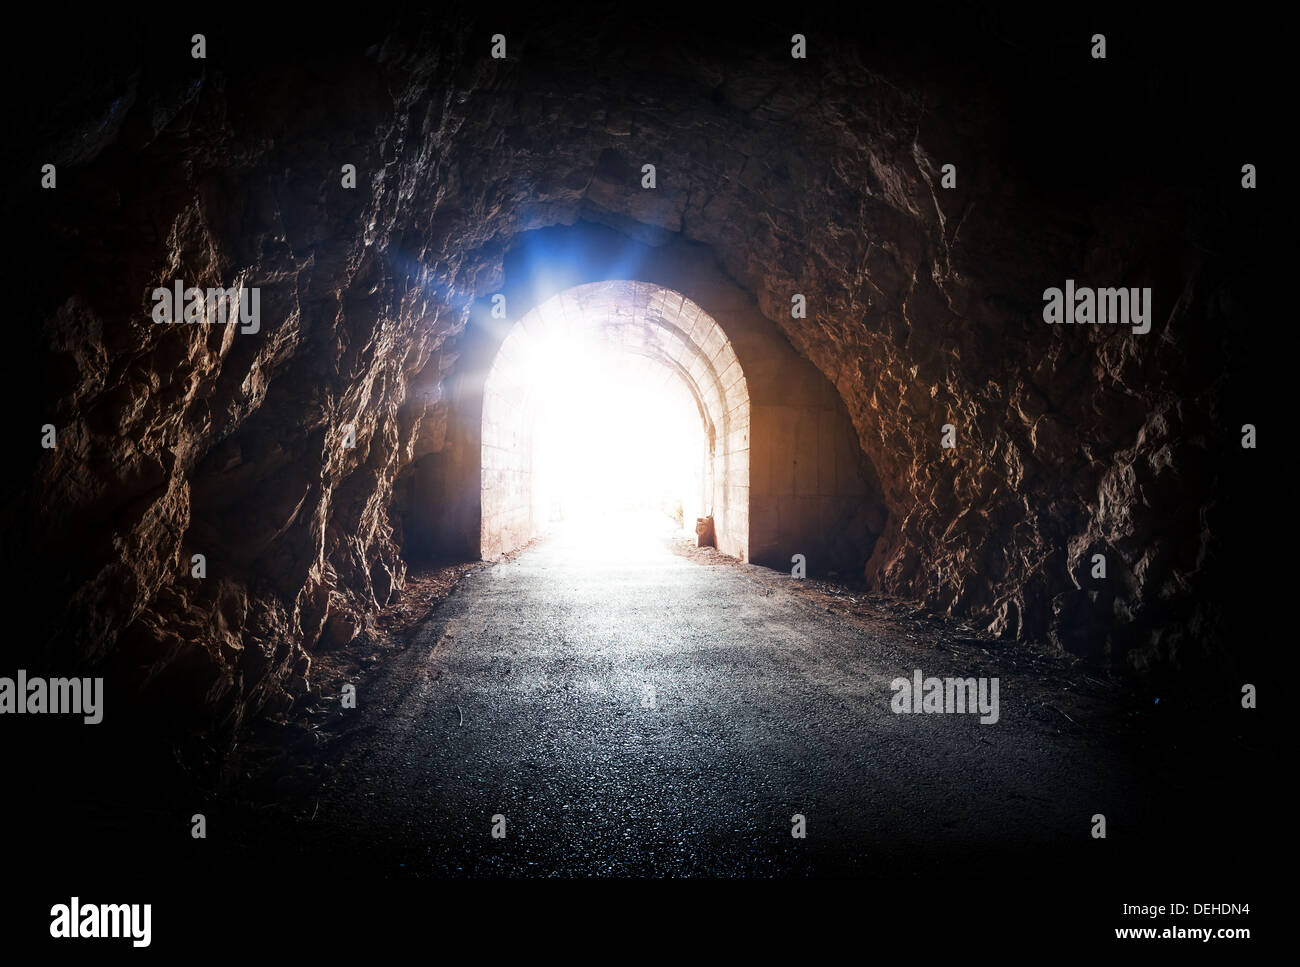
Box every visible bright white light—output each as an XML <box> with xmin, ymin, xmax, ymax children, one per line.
<box><xmin>481</xmin><ymin>285</ymin><xmax>722</xmax><ymax>559</ymax></box>
<box><xmin>527</xmin><ymin>336</ymin><xmax>705</xmax><ymax>536</ymax></box>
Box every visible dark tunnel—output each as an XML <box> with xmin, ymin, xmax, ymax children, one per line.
<box><xmin>0</xmin><ymin>2</ymin><xmax>1282</xmax><ymax>954</ymax></box>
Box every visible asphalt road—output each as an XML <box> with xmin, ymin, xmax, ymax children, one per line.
<box><xmin>289</xmin><ymin>516</ymin><xmax>1213</xmax><ymax>881</ymax></box>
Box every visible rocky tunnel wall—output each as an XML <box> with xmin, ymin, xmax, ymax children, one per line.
<box><xmin>1</xmin><ymin>6</ymin><xmax>1273</xmax><ymax>741</ymax></box>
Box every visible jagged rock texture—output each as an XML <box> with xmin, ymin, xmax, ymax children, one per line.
<box><xmin>2</xmin><ymin>7</ymin><xmax>1269</xmax><ymax>736</ymax></box>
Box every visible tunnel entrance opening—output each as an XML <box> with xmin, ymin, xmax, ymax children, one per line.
<box><xmin>530</xmin><ymin>349</ymin><xmax>706</xmax><ymax>541</ymax></box>
<box><xmin>480</xmin><ymin>281</ymin><xmax>751</xmax><ymax>561</ymax></box>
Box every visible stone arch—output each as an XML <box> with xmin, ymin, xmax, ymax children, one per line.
<box><xmin>481</xmin><ymin>280</ymin><xmax>751</xmax><ymax>560</ymax></box>
<box><xmin>400</xmin><ymin>221</ymin><xmax>884</xmax><ymax>577</ymax></box>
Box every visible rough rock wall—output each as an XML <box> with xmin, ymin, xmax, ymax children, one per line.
<box><xmin>2</xmin><ymin>6</ymin><xmax>1270</xmax><ymax>735</ymax></box>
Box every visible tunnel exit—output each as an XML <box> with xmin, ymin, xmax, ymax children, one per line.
<box><xmin>529</xmin><ymin>349</ymin><xmax>707</xmax><ymax>540</ymax></box>
<box><xmin>480</xmin><ymin>281</ymin><xmax>751</xmax><ymax>560</ymax></box>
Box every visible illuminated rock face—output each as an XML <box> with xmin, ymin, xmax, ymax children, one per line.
<box><xmin>1</xmin><ymin>9</ymin><xmax>1267</xmax><ymax>734</ymax></box>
